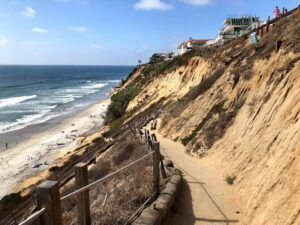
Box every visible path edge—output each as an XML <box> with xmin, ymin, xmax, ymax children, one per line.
<box><xmin>132</xmin><ymin>168</ymin><xmax>182</xmax><ymax>225</ymax></box>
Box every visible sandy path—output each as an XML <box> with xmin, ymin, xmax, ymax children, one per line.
<box><xmin>151</xmin><ymin>124</ymin><xmax>242</xmax><ymax>224</ymax></box>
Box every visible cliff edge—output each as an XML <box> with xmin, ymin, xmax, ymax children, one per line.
<box><xmin>108</xmin><ymin>12</ymin><xmax>300</xmax><ymax>225</ymax></box>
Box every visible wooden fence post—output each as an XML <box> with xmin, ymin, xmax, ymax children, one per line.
<box><xmin>266</xmin><ymin>16</ymin><xmax>270</xmax><ymax>33</ymax></box>
<box><xmin>37</xmin><ymin>181</ymin><xmax>62</xmax><ymax>225</ymax></box>
<box><xmin>144</xmin><ymin>129</ymin><xmax>147</xmax><ymax>142</ymax></box>
<box><xmin>151</xmin><ymin>142</ymin><xmax>160</xmax><ymax>196</ymax></box>
<box><xmin>75</xmin><ymin>163</ymin><xmax>91</xmax><ymax>225</ymax></box>
<box><xmin>152</xmin><ymin>141</ymin><xmax>167</xmax><ymax>180</ymax></box>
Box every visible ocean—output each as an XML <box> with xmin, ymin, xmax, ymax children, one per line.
<box><xmin>0</xmin><ymin>65</ymin><xmax>133</xmax><ymax>135</ymax></box>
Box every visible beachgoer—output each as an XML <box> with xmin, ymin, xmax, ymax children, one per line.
<box><xmin>5</xmin><ymin>142</ymin><xmax>8</xmax><ymax>149</ymax></box>
<box><xmin>274</xmin><ymin>6</ymin><xmax>280</xmax><ymax>18</ymax></box>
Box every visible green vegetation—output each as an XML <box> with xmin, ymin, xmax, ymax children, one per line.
<box><xmin>181</xmin><ymin>101</ymin><xmax>225</xmax><ymax>146</ymax></box>
<box><xmin>107</xmin><ymin>85</ymin><xmax>140</xmax><ymax>121</ymax></box>
<box><xmin>203</xmin><ymin>99</ymin><xmax>245</xmax><ymax>148</ymax></box>
<box><xmin>225</xmin><ymin>175</ymin><xmax>237</xmax><ymax>185</ymax></box>
<box><xmin>109</xmin><ymin>117</ymin><xmax>126</xmax><ymax>133</ymax></box>
<box><xmin>106</xmin><ymin>50</ymin><xmax>202</xmax><ymax>133</ymax></box>
<box><xmin>106</xmin><ymin>67</ymin><xmax>153</xmax><ymax>131</ymax></box>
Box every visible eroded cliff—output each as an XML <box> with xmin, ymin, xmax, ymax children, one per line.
<box><xmin>110</xmin><ymin>13</ymin><xmax>300</xmax><ymax>225</ymax></box>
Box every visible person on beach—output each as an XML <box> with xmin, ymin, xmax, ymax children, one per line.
<box><xmin>274</xmin><ymin>6</ymin><xmax>280</xmax><ymax>18</ymax></box>
<box><xmin>5</xmin><ymin>142</ymin><xmax>8</xmax><ymax>149</ymax></box>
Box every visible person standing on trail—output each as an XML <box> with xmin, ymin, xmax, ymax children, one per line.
<box><xmin>274</xmin><ymin>6</ymin><xmax>280</xmax><ymax>18</ymax></box>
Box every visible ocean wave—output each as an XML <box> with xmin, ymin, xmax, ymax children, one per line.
<box><xmin>0</xmin><ymin>95</ymin><xmax>37</xmax><ymax>108</ymax></box>
<box><xmin>0</xmin><ymin>110</ymin><xmax>68</xmax><ymax>134</ymax></box>
<box><xmin>82</xmin><ymin>83</ymin><xmax>108</xmax><ymax>89</ymax></box>
<box><xmin>107</xmin><ymin>80</ymin><xmax>121</xmax><ymax>83</ymax></box>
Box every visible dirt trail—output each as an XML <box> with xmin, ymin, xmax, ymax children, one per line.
<box><xmin>151</xmin><ymin>122</ymin><xmax>243</xmax><ymax>225</ymax></box>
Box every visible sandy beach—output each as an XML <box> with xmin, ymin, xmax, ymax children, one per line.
<box><xmin>0</xmin><ymin>98</ymin><xmax>110</xmax><ymax>198</ymax></box>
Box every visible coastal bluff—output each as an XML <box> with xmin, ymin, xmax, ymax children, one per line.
<box><xmin>110</xmin><ymin>12</ymin><xmax>300</xmax><ymax>225</ymax></box>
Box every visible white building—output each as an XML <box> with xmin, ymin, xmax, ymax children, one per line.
<box><xmin>177</xmin><ymin>38</ymin><xmax>211</xmax><ymax>55</ymax></box>
<box><xmin>205</xmin><ymin>16</ymin><xmax>261</xmax><ymax>47</ymax></box>
<box><xmin>216</xmin><ymin>16</ymin><xmax>260</xmax><ymax>41</ymax></box>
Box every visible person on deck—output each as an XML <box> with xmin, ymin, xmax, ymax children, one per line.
<box><xmin>274</xmin><ymin>6</ymin><xmax>280</xmax><ymax>18</ymax></box>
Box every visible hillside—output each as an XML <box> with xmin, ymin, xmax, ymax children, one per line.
<box><xmin>109</xmin><ymin>12</ymin><xmax>300</xmax><ymax>225</ymax></box>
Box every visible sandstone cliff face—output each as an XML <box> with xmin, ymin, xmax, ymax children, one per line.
<box><xmin>122</xmin><ymin>13</ymin><xmax>300</xmax><ymax>225</ymax></box>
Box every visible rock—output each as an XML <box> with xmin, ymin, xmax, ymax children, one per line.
<box><xmin>163</xmin><ymin>159</ymin><xmax>173</xmax><ymax>167</ymax></box>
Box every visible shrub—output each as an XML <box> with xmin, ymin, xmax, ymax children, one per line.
<box><xmin>203</xmin><ymin>98</ymin><xmax>245</xmax><ymax>148</ymax></box>
<box><xmin>109</xmin><ymin>117</ymin><xmax>126</xmax><ymax>133</ymax></box>
<box><xmin>181</xmin><ymin>101</ymin><xmax>225</xmax><ymax>146</ymax></box>
<box><xmin>112</xmin><ymin>143</ymin><xmax>135</xmax><ymax>165</ymax></box>
<box><xmin>89</xmin><ymin>161</ymin><xmax>111</xmax><ymax>181</ymax></box>
<box><xmin>225</xmin><ymin>175</ymin><xmax>237</xmax><ymax>185</ymax></box>
<box><xmin>107</xmin><ymin>85</ymin><xmax>141</xmax><ymax>122</ymax></box>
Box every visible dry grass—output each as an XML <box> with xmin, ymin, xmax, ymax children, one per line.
<box><xmin>60</xmin><ymin>133</ymin><xmax>153</xmax><ymax>225</ymax></box>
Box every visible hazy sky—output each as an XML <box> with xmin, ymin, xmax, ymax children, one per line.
<box><xmin>0</xmin><ymin>0</ymin><xmax>298</xmax><ymax>65</ymax></box>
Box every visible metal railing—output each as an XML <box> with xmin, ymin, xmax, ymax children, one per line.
<box><xmin>60</xmin><ymin>152</ymin><xmax>154</xmax><ymax>201</ymax></box>
<box><xmin>0</xmin><ymin>113</ymin><xmax>158</xmax><ymax>225</ymax></box>
<box><xmin>0</xmin><ymin>140</ymin><xmax>114</xmax><ymax>225</ymax></box>
<box><xmin>18</xmin><ymin>208</ymin><xmax>46</xmax><ymax>225</ymax></box>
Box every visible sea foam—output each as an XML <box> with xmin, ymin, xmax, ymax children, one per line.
<box><xmin>0</xmin><ymin>95</ymin><xmax>37</xmax><ymax>108</ymax></box>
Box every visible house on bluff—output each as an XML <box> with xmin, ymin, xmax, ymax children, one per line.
<box><xmin>207</xmin><ymin>15</ymin><xmax>261</xmax><ymax>46</ymax></box>
<box><xmin>177</xmin><ymin>38</ymin><xmax>211</xmax><ymax>55</ymax></box>
<box><xmin>149</xmin><ymin>52</ymin><xmax>175</xmax><ymax>64</ymax></box>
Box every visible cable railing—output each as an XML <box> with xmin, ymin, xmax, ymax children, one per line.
<box><xmin>18</xmin><ymin>208</ymin><xmax>46</xmax><ymax>225</ymax></box>
<box><xmin>0</xmin><ymin>140</ymin><xmax>114</xmax><ymax>225</ymax></box>
<box><xmin>0</xmin><ymin>113</ymin><xmax>157</xmax><ymax>225</ymax></box>
<box><xmin>60</xmin><ymin>152</ymin><xmax>154</xmax><ymax>201</ymax></box>
<box><xmin>14</xmin><ymin>115</ymin><xmax>164</xmax><ymax>225</ymax></box>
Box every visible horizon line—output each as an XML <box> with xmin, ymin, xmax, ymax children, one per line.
<box><xmin>0</xmin><ymin>64</ymin><xmax>136</xmax><ymax>67</ymax></box>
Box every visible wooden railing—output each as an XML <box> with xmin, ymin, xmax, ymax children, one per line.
<box><xmin>14</xmin><ymin>116</ymin><xmax>164</xmax><ymax>225</ymax></box>
<box><xmin>0</xmin><ymin>113</ymin><xmax>158</xmax><ymax>225</ymax></box>
<box><xmin>0</xmin><ymin>140</ymin><xmax>114</xmax><ymax>225</ymax></box>
<box><xmin>251</xmin><ymin>5</ymin><xmax>300</xmax><ymax>37</ymax></box>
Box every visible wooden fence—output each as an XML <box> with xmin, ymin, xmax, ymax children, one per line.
<box><xmin>0</xmin><ymin>113</ymin><xmax>158</xmax><ymax>225</ymax></box>
<box><xmin>252</xmin><ymin>5</ymin><xmax>300</xmax><ymax>37</ymax></box>
<box><xmin>14</xmin><ymin>117</ymin><xmax>164</xmax><ymax>225</ymax></box>
<box><xmin>0</xmin><ymin>140</ymin><xmax>114</xmax><ymax>225</ymax></box>
<box><xmin>205</xmin><ymin>5</ymin><xmax>300</xmax><ymax>49</ymax></box>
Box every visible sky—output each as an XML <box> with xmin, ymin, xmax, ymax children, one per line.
<box><xmin>0</xmin><ymin>0</ymin><xmax>298</xmax><ymax>65</ymax></box>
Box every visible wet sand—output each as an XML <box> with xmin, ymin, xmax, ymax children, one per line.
<box><xmin>0</xmin><ymin>99</ymin><xmax>110</xmax><ymax>198</ymax></box>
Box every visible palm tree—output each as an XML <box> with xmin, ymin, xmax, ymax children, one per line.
<box><xmin>138</xmin><ymin>60</ymin><xmax>142</xmax><ymax>67</ymax></box>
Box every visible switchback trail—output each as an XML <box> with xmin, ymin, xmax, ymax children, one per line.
<box><xmin>149</xmin><ymin>122</ymin><xmax>243</xmax><ymax>225</ymax></box>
